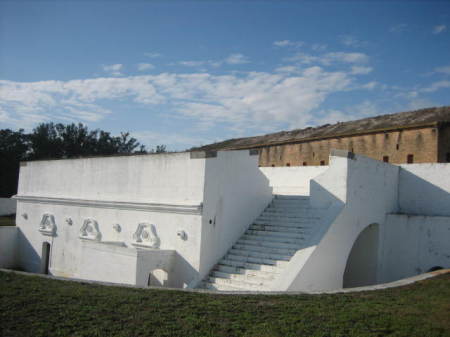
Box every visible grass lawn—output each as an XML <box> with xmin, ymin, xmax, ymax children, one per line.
<box><xmin>0</xmin><ymin>271</ymin><xmax>449</xmax><ymax>337</ymax></box>
<box><xmin>0</xmin><ymin>214</ymin><xmax>15</xmax><ymax>226</ymax></box>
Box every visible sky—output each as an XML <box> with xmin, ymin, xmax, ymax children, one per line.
<box><xmin>1</xmin><ymin>0</ymin><xmax>450</xmax><ymax>150</ymax></box>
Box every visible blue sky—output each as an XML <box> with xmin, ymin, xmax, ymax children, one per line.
<box><xmin>1</xmin><ymin>1</ymin><xmax>450</xmax><ymax>150</ymax></box>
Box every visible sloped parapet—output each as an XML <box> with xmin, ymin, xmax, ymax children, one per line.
<box><xmin>272</xmin><ymin>150</ymin><xmax>400</xmax><ymax>292</ymax></box>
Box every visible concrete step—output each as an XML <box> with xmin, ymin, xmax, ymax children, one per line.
<box><xmin>259</xmin><ymin>211</ymin><xmax>320</xmax><ymax>219</ymax></box>
<box><xmin>201</xmin><ymin>281</ymin><xmax>249</xmax><ymax>292</ymax></box>
<box><xmin>229</xmin><ymin>248</ymin><xmax>292</xmax><ymax>261</ymax></box>
<box><xmin>262</xmin><ymin>208</ymin><xmax>321</xmax><ymax>216</ymax></box>
<box><xmin>218</xmin><ymin>260</ymin><xmax>281</xmax><ymax>273</ymax></box>
<box><xmin>233</xmin><ymin>242</ymin><xmax>297</xmax><ymax>256</ymax></box>
<box><xmin>274</xmin><ymin>195</ymin><xmax>310</xmax><ymax>200</ymax></box>
<box><xmin>215</xmin><ymin>264</ymin><xmax>280</xmax><ymax>277</ymax></box>
<box><xmin>246</xmin><ymin>229</ymin><xmax>306</xmax><ymax>240</ymax></box>
<box><xmin>254</xmin><ymin>219</ymin><xmax>315</xmax><ymax>227</ymax></box>
<box><xmin>212</xmin><ymin>270</ymin><xmax>276</xmax><ymax>282</ymax></box>
<box><xmin>226</xmin><ymin>253</ymin><xmax>289</xmax><ymax>266</ymax></box>
<box><xmin>242</xmin><ymin>234</ymin><xmax>304</xmax><ymax>245</ymax></box>
<box><xmin>271</xmin><ymin>199</ymin><xmax>311</xmax><ymax>206</ymax></box>
<box><xmin>249</xmin><ymin>224</ymin><xmax>309</xmax><ymax>234</ymax></box>
<box><xmin>209</xmin><ymin>276</ymin><xmax>270</xmax><ymax>290</ymax></box>
<box><xmin>237</xmin><ymin>238</ymin><xmax>303</xmax><ymax>250</ymax></box>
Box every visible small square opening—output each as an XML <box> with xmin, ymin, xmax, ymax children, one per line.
<box><xmin>383</xmin><ymin>156</ymin><xmax>389</xmax><ymax>163</ymax></box>
<box><xmin>407</xmin><ymin>154</ymin><xmax>414</xmax><ymax>164</ymax></box>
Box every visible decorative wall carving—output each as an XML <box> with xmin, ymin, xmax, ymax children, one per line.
<box><xmin>66</xmin><ymin>218</ymin><xmax>73</xmax><ymax>226</ymax></box>
<box><xmin>38</xmin><ymin>213</ymin><xmax>57</xmax><ymax>236</ymax></box>
<box><xmin>132</xmin><ymin>223</ymin><xmax>160</xmax><ymax>249</ymax></box>
<box><xmin>79</xmin><ymin>218</ymin><xmax>102</xmax><ymax>241</ymax></box>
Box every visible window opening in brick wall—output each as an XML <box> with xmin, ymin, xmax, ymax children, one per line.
<box><xmin>383</xmin><ymin>156</ymin><xmax>389</xmax><ymax>163</ymax></box>
<box><xmin>407</xmin><ymin>154</ymin><xmax>414</xmax><ymax>163</ymax></box>
<box><xmin>320</xmin><ymin>160</ymin><xmax>325</xmax><ymax>166</ymax></box>
<box><xmin>302</xmin><ymin>162</ymin><xmax>307</xmax><ymax>166</ymax></box>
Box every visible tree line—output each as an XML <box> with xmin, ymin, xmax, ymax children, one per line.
<box><xmin>0</xmin><ymin>123</ymin><xmax>166</xmax><ymax>198</ymax></box>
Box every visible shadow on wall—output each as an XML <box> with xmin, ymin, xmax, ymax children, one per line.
<box><xmin>17</xmin><ymin>229</ymin><xmax>41</xmax><ymax>273</ymax></box>
<box><xmin>399</xmin><ymin>168</ymin><xmax>450</xmax><ymax>217</ymax></box>
<box><xmin>343</xmin><ymin>223</ymin><xmax>379</xmax><ymax>288</ymax></box>
<box><xmin>170</xmin><ymin>252</ymin><xmax>201</xmax><ymax>288</ymax></box>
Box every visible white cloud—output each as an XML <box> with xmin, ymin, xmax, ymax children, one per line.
<box><xmin>177</xmin><ymin>53</ymin><xmax>250</xmax><ymax>68</ymax></box>
<box><xmin>286</xmin><ymin>51</ymin><xmax>369</xmax><ymax>66</ymax></box>
<box><xmin>433</xmin><ymin>25</ymin><xmax>447</xmax><ymax>34</ymax></box>
<box><xmin>339</xmin><ymin>35</ymin><xmax>366</xmax><ymax>48</ymax></box>
<box><xmin>144</xmin><ymin>52</ymin><xmax>162</xmax><ymax>58</ymax></box>
<box><xmin>178</xmin><ymin>61</ymin><xmax>205</xmax><ymax>67</ymax></box>
<box><xmin>274</xmin><ymin>65</ymin><xmax>301</xmax><ymax>74</ymax></box>
<box><xmin>390</xmin><ymin>23</ymin><xmax>408</xmax><ymax>33</ymax></box>
<box><xmin>311</xmin><ymin>44</ymin><xmax>327</xmax><ymax>52</ymax></box>
<box><xmin>225</xmin><ymin>53</ymin><xmax>250</xmax><ymax>65</ymax></box>
<box><xmin>273</xmin><ymin>40</ymin><xmax>304</xmax><ymax>48</ymax></box>
<box><xmin>132</xmin><ymin>130</ymin><xmax>211</xmax><ymax>149</ymax></box>
<box><xmin>102</xmin><ymin>64</ymin><xmax>123</xmax><ymax>76</ymax></box>
<box><xmin>0</xmin><ymin>67</ymin><xmax>355</xmax><ymax>132</ymax></box>
<box><xmin>351</xmin><ymin>66</ymin><xmax>373</xmax><ymax>75</ymax></box>
<box><xmin>435</xmin><ymin>66</ymin><xmax>450</xmax><ymax>75</ymax></box>
<box><xmin>326</xmin><ymin>52</ymin><xmax>369</xmax><ymax>64</ymax></box>
<box><xmin>421</xmin><ymin>80</ymin><xmax>450</xmax><ymax>92</ymax></box>
<box><xmin>137</xmin><ymin>63</ymin><xmax>154</xmax><ymax>71</ymax></box>
<box><xmin>361</xmin><ymin>81</ymin><xmax>378</xmax><ymax>90</ymax></box>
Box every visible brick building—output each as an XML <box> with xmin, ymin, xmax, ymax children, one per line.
<box><xmin>196</xmin><ymin>106</ymin><xmax>450</xmax><ymax>166</ymax></box>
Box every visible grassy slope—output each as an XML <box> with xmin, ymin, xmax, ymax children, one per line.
<box><xmin>0</xmin><ymin>271</ymin><xmax>449</xmax><ymax>337</ymax></box>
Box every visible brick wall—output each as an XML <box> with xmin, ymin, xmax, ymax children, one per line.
<box><xmin>259</xmin><ymin>126</ymin><xmax>439</xmax><ymax>166</ymax></box>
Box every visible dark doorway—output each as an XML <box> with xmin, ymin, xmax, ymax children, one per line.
<box><xmin>40</xmin><ymin>242</ymin><xmax>51</xmax><ymax>274</ymax></box>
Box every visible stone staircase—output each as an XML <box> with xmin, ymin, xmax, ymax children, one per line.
<box><xmin>199</xmin><ymin>195</ymin><xmax>321</xmax><ymax>291</ymax></box>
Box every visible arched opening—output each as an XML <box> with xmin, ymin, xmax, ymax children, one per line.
<box><xmin>40</xmin><ymin>242</ymin><xmax>51</xmax><ymax>275</ymax></box>
<box><xmin>147</xmin><ymin>268</ymin><xmax>169</xmax><ymax>287</ymax></box>
<box><xmin>343</xmin><ymin>223</ymin><xmax>379</xmax><ymax>288</ymax></box>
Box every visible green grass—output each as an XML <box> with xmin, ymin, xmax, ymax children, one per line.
<box><xmin>0</xmin><ymin>271</ymin><xmax>449</xmax><ymax>337</ymax></box>
<box><xmin>0</xmin><ymin>214</ymin><xmax>15</xmax><ymax>226</ymax></box>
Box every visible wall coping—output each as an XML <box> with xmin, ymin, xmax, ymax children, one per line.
<box><xmin>13</xmin><ymin>195</ymin><xmax>203</xmax><ymax>215</ymax></box>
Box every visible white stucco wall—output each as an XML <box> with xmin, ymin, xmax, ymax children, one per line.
<box><xmin>378</xmin><ymin>214</ymin><xmax>450</xmax><ymax>283</ymax></box>
<box><xmin>399</xmin><ymin>163</ymin><xmax>450</xmax><ymax>217</ymax></box>
<box><xmin>18</xmin><ymin>152</ymin><xmax>205</xmax><ymax>203</ymax></box>
<box><xmin>15</xmin><ymin>152</ymin><xmax>207</xmax><ymax>287</ymax></box>
<box><xmin>0</xmin><ymin>198</ymin><xmax>17</xmax><ymax>215</ymax></box>
<box><xmin>259</xmin><ymin>166</ymin><xmax>328</xmax><ymax>195</ymax></box>
<box><xmin>0</xmin><ymin>226</ymin><xmax>19</xmax><ymax>269</ymax></box>
<box><xmin>276</xmin><ymin>151</ymin><xmax>400</xmax><ymax>291</ymax></box>
<box><xmin>199</xmin><ymin>150</ymin><xmax>273</xmax><ymax>282</ymax></box>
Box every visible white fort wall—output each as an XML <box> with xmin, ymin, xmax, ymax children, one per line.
<box><xmin>398</xmin><ymin>163</ymin><xmax>450</xmax><ymax>217</ymax></box>
<box><xmin>378</xmin><ymin>214</ymin><xmax>450</xmax><ymax>284</ymax></box>
<box><xmin>199</xmin><ymin>151</ymin><xmax>273</xmax><ymax>284</ymax></box>
<box><xmin>15</xmin><ymin>152</ymin><xmax>206</xmax><ymax>287</ymax></box>
<box><xmin>259</xmin><ymin>166</ymin><xmax>328</xmax><ymax>196</ymax></box>
<box><xmin>12</xmin><ymin>150</ymin><xmax>273</xmax><ymax>288</ymax></box>
<box><xmin>273</xmin><ymin>151</ymin><xmax>400</xmax><ymax>291</ymax></box>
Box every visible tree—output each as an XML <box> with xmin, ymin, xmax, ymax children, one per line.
<box><xmin>0</xmin><ymin>129</ymin><xmax>29</xmax><ymax>197</ymax></box>
<box><xmin>0</xmin><ymin>123</ymin><xmax>158</xmax><ymax>198</ymax></box>
<box><xmin>27</xmin><ymin>123</ymin><xmax>145</xmax><ymax>160</ymax></box>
